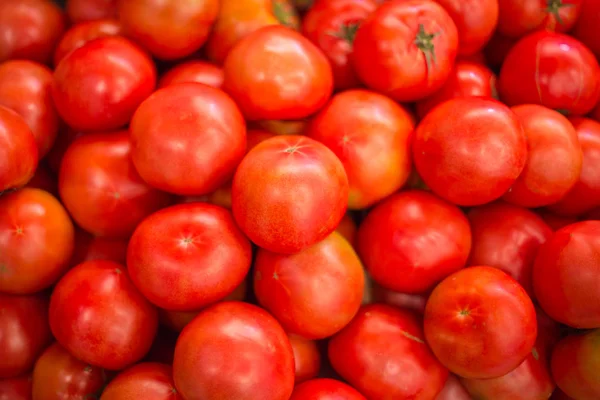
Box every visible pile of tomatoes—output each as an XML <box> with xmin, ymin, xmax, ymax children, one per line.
<box><xmin>1</xmin><ymin>0</ymin><xmax>600</xmax><ymax>399</ymax></box>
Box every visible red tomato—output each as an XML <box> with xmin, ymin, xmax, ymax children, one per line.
<box><xmin>25</xmin><ymin>162</ymin><xmax>57</xmax><ymax>196</ymax></box>
<box><xmin>0</xmin><ymin>375</ymin><xmax>32</xmax><ymax>400</ymax></box>
<box><xmin>223</xmin><ymin>25</ymin><xmax>333</xmax><ymax>121</ymax></box>
<box><xmin>306</xmin><ymin>89</ymin><xmax>414</xmax><ymax>209</ymax></box>
<box><xmin>49</xmin><ymin>260</ymin><xmax>159</xmax><ymax>370</ymax></box>
<box><xmin>370</xmin><ymin>282</ymin><xmax>429</xmax><ymax>314</ymax></box>
<box><xmin>130</xmin><ymin>83</ymin><xmax>246</xmax><ymax>196</ymax></box>
<box><xmin>0</xmin><ymin>293</ymin><xmax>51</xmax><ymax>378</ymax></box>
<box><xmin>100</xmin><ymin>363</ymin><xmax>182</xmax><ymax>400</ymax></box>
<box><xmin>52</xmin><ymin>36</ymin><xmax>156</xmax><ymax>132</ymax></box>
<box><xmin>158</xmin><ymin>61</ymin><xmax>224</xmax><ymax>89</ymax></box>
<box><xmin>533</xmin><ymin>221</ymin><xmax>600</xmax><ymax>328</ymax></box>
<box><xmin>232</xmin><ymin>135</ymin><xmax>348</xmax><ymax>254</ymax></box>
<box><xmin>0</xmin><ymin>188</ymin><xmax>74</xmax><ymax>294</ymax></box>
<box><xmin>335</xmin><ymin>213</ymin><xmax>357</xmax><ymax>248</ymax></box>
<box><xmin>0</xmin><ymin>106</ymin><xmax>38</xmax><ymax>192</ymax></box>
<box><xmin>290</xmin><ymin>378</ymin><xmax>366</xmax><ymax>400</ymax></box>
<box><xmin>32</xmin><ymin>342</ymin><xmax>106</xmax><ymax>400</ymax></box>
<box><xmin>71</xmin><ymin>229</ymin><xmax>129</xmax><ymax>266</ymax></box>
<box><xmin>352</xmin><ymin>0</ymin><xmax>459</xmax><ymax>102</ymax></box>
<box><xmin>572</xmin><ymin>0</ymin><xmax>600</xmax><ymax>59</ymax></box>
<box><xmin>173</xmin><ymin>301</ymin><xmax>295</xmax><ymax>400</ymax></box>
<box><xmin>483</xmin><ymin>32</ymin><xmax>518</xmax><ymax>68</ymax></box>
<box><xmin>435</xmin><ymin>375</ymin><xmax>471</xmax><ymax>400</ymax></box>
<box><xmin>497</xmin><ymin>0</ymin><xmax>583</xmax><ymax>38</ymax></box>
<box><xmin>413</xmin><ymin>97</ymin><xmax>528</xmax><ymax>206</ymax></box>
<box><xmin>289</xmin><ymin>334</ymin><xmax>321</xmax><ymax>384</ymax></box>
<box><xmin>415</xmin><ymin>61</ymin><xmax>497</xmax><ymax>119</ymax></box>
<box><xmin>66</xmin><ymin>0</ymin><xmax>117</xmax><ymax>22</ymax></box>
<box><xmin>329</xmin><ymin>304</ymin><xmax>449</xmax><ymax>399</ymax></box>
<box><xmin>53</xmin><ymin>19</ymin><xmax>123</xmax><ymax>66</ymax></box>
<box><xmin>424</xmin><ymin>266</ymin><xmax>537</xmax><ymax>379</ymax></box>
<box><xmin>499</xmin><ymin>31</ymin><xmax>600</xmax><ymax>116</ymax></box>
<box><xmin>537</xmin><ymin>209</ymin><xmax>578</xmax><ymax>231</ymax></box>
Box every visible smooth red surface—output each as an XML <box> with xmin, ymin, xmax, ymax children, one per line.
<box><xmin>289</xmin><ymin>334</ymin><xmax>321</xmax><ymax>384</ymax></box>
<box><xmin>100</xmin><ymin>363</ymin><xmax>182</xmax><ymax>400</ymax></box>
<box><xmin>66</xmin><ymin>0</ymin><xmax>117</xmax><ymax>22</ymax></box>
<box><xmin>0</xmin><ymin>375</ymin><xmax>32</xmax><ymax>400</ymax></box>
<box><xmin>158</xmin><ymin>61</ymin><xmax>224</xmax><ymax>89</ymax></box>
<box><xmin>290</xmin><ymin>379</ymin><xmax>367</xmax><ymax>400</ymax></box>
<box><xmin>54</xmin><ymin>18</ymin><xmax>122</xmax><ymax>65</ymax></box>
<box><xmin>572</xmin><ymin>0</ymin><xmax>600</xmax><ymax>59</ymax></box>
<box><xmin>497</xmin><ymin>0</ymin><xmax>582</xmax><ymax>38</ymax></box>
<box><xmin>0</xmin><ymin>106</ymin><xmax>38</xmax><ymax>192</ymax></box>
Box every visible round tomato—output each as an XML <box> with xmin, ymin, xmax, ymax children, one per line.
<box><xmin>0</xmin><ymin>106</ymin><xmax>38</xmax><ymax>192</ymax></box>
<box><xmin>572</xmin><ymin>0</ymin><xmax>600</xmax><ymax>59</ymax></box>
<box><xmin>288</xmin><ymin>334</ymin><xmax>321</xmax><ymax>384</ymax></box>
<box><xmin>370</xmin><ymin>282</ymin><xmax>429</xmax><ymax>314</ymax></box>
<box><xmin>66</xmin><ymin>0</ymin><xmax>118</xmax><ymax>22</ymax></box>
<box><xmin>497</xmin><ymin>0</ymin><xmax>583</xmax><ymax>38</ymax></box>
<box><xmin>158</xmin><ymin>61</ymin><xmax>224</xmax><ymax>89</ymax></box>
<box><xmin>290</xmin><ymin>379</ymin><xmax>366</xmax><ymax>400</ymax></box>
<box><xmin>100</xmin><ymin>363</ymin><xmax>182</xmax><ymax>400</ymax></box>
<box><xmin>53</xmin><ymin>18</ymin><xmax>122</xmax><ymax>66</ymax></box>
<box><xmin>436</xmin><ymin>375</ymin><xmax>471</xmax><ymax>400</ymax></box>
<box><xmin>0</xmin><ymin>375</ymin><xmax>32</xmax><ymax>400</ymax></box>
<box><xmin>71</xmin><ymin>229</ymin><xmax>129</xmax><ymax>266</ymax></box>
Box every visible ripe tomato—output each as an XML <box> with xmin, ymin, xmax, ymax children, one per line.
<box><xmin>572</xmin><ymin>0</ymin><xmax>600</xmax><ymax>59</ymax></box>
<box><xmin>306</xmin><ymin>89</ymin><xmax>414</xmax><ymax>209</ymax></box>
<box><xmin>71</xmin><ymin>229</ymin><xmax>129</xmax><ymax>266</ymax></box>
<box><xmin>52</xmin><ymin>36</ymin><xmax>156</xmax><ymax>132</ymax></box>
<box><xmin>0</xmin><ymin>188</ymin><xmax>74</xmax><ymax>294</ymax></box>
<box><xmin>0</xmin><ymin>106</ymin><xmax>38</xmax><ymax>192</ymax></box>
<box><xmin>290</xmin><ymin>379</ymin><xmax>366</xmax><ymax>400</ymax></box>
<box><xmin>424</xmin><ymin>266</ymin><xmax>537</xmax><ymax>379</ymax></box>
<box><xmin>497</xmin><ymin>0</ymin><xmax>583</xmax><ymax>38</ymax></box>
<box><xmin>0</xmin><ymin>293</ymin><xmax>51</xmax><ymax>378</ymax></box>
<box><xmin>436</xmin><ymin>375</ymin><xmax>471</xmax><ymax>400</ymax></box>
<box><xmin>371</xmin><ymin>282</ymin><xmax>429</xmax><ymax>314</ymax></box>
<box><xmin>357</xmin><ymin>190</ymin><xmax>471</xmax><ymax>293</ymax></box>
<box><xmin>329</xmin><ymin>304</ymin><xmax>449</xmax><ymax>399</ymax></box>
<box><xmin>499</xmin><ymin>31</ymin><xmax>600</xmax><ymax>116</ymax></box>
<box><xmin>32</xmin><ymin>342</ymin><xmax>106</xmax><ymax>400</ymax></box>
<box><xmin>223</xmin><ymin>25</ymin><xmax>333</xmax><ymax>121</ymax></box>
<box><xmin>335</xmin><ymin>213</ymin><xmax>357</xmax><ymax>248</ymax></box>
<box><xmin>130</xmin><ymin>83</ymin><xmax>246</xmax><ymax>196</ymax></box>
<box><xmin>173</xmin><ymin>301</ymin><xmax>295</xmax><ymax>400</ymax></box>
<box><xmin>232</xmin><ymin>135</ymin><xmax>348</xmax><ymax>254</ymax></box>
<box><xmin>352</xmin><ymin>0</ymin><xmax>459</xmax><ymax>102</ymax></box>
<box><xmin>0</xmin><ymin>375</ymin><xmax>32</xmax><ymax>400</ymax></box>
<box><xmin>66</xmin><ymin>0</ymin><xmax>118</xmax><ymax>22</ymax></box>
<box><xmin>49</xmin><ymin>260</ymin><xmax>159</xmax><ymax>370</ymax></box>
<box><xmin>100</xmin><ymin>363</ymin><xmax>182</xmax><ymax>400</ymax></box>
<box><xmin>413</xmin><ymin>97</ymin><xmax>527</xmax><ymax>206</ymax></box>
<box><xmin>158</xmin><ymin>61</ymin><xmax>224</xmax><ymax>89</ymax></box>
<box><xmin>288</xmin><ymin>334</ymin><xmax>321</xmax><ymax>384</ymax></box>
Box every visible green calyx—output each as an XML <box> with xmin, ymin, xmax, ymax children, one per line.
<box><xmin>330</xmin><ymin>22</ymin><xmax>361</xmax><ymax>45</ymax></box>
<box><xmin>546</xmin><ymin>0</ymin><xmax>574</xmax><ymax>25</ymax></box>
<box><xmin>273</xmin><ymin>1</ymin><xmax>293</xmax><ymax>28</ymax></box>
<box><xmin>414</xmin><ymin>24</ymin><xmax>439</xmax><ymax>72</ymax></box>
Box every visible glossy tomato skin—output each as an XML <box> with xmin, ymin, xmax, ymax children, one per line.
<box><xmin>0</xmin><ymin>188</ymin><xmax>74</xmax><ymax>294</ymax></box>
<box><xmin>413</xmin><ymin>97</ymin><xmax>527</xmax><ymax>206</ymax></box>
<box><xmin>0</xmin><ymin>375</ymin><xmax>32</xmax><ymax>400</ymax></box>
<box><xmin>53</xmin><ymin>36</ymin><xmax>156</xmax><ymax>132</ymax></box>
<box><xmin>100</xmin><ymin>363</ymin><xmax>182</xmax><ymax>400</ymax></box>
<box><xmin>497</xmin><ymin>0</ymin><xmax>583</xmax><ymax>38</ymax></box>
<box><xmin>66</xmin><ymin>0</ymin><xmax>118</xmax><ymax>22</ymax></box>
<box><xmin>435</xmin><ymin>375</ymin><xmax>471</xmax><ymax>400</ymax></box>
<box><xmin>158</xmin><ymin>61</ymin><xmax>224</xmax><ymax>89</ymax></box>
<box><xmin>352</xmin><ymin>0</ymin><xmax>458</xmax><ymax>102</ymax></box>
<box><xmin>173</xmin><ymin>301</ymin><xmax>295</xmax><ymax>400</ymax></box>
<box><xmin>307</xmin><ymin>89</ymin><xmax>414</xmax><ymax>209</ymax></box>
<box><xmin>0</xmin><ymin>106</ymin><xmax>38</xmax><ymax>192</ymax></box>
<box><xmin>223</xmin><ymin>25</ymin><xmax>333</xmax><ymax>121</ymax></box>
<box><xmin>32</xmin><ymin>342</ymin><xmax>106</xmax><ymax>400</ymax></box>
<box><xmin>232</xmin><ymin>135</ymin><xmax>348</xmax><ymax>254</ymax></box>
<box><xmin>572</xmin><ymin>0</ymin><xmax>600</xmax><ymax>59</ymax></box>
<box><xmin>290</xmin><ymin>379</ymin><xmax>366</xmax><ymax>400</ymax></box>
<box><xmin>130</xmin><ymin>83</ymin><xmax>246</xmax><ymax>196</ymax></box>
<box><xmin>499</xmin><ymin>31</ymin><xmax>600</xmax><ymax>116</ymax></box>
<box><xmin>288</xmin><ymin>334</ymin><xmax>321</xmax><ymax>384</ymax></box>
<box><xmin>0</xmin><ymin>293</ymin><xmax>51</xmax><ymax>378</ymax></box>
<box><xmin>424</xmin><ymin>266</ymin><xmax>538</xmax><ymax>379</ymax></box>
<box><xmin>49</xmin><ymin>260</ymin><xmax>159</xmax><ymax>370</ymax></box>
<box><xmin>329</xmin><ymin>304</ymin><xmax>449</xmax><ymax>399</ymax></box>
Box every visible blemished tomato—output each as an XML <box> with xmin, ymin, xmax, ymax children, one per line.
<box><xmin>371</xmin><ymin>282</ymin><xmax>429</xmax><ymax>314</ymax></box>
<box><xmin>0</xmin><ymin>375</ymin><xmax>32</xmax><ymax>400</ymax></box>
<box><xmin>467</xmin><ymin>202</ymin><xmax>553</xmax><ymax>298</ymax></box>
<box><xmin>329</xmin><ymin>304</ymin><xmax>449</xmax><ymax>399</ymax></box>
<box><xmin>0</xmin><ymin>188</ymin><xmax>74</xmax><ymax>294</ymax></box>
<box><xmin>71</xmin><ymin>229</ymin><xmax>129</xmax><ymax>266</ymax></box>
<box><xmin>306</xmin><ymin>89</ymin><xmax>414</xmax><ymax>209</ymax></box>
<box><xmin>499</xmin><ymin>31</ymin><xmax>600</xmax><ymax>116</ymax></box>
<box><xmin>100</xmin><ymin>363</ymin><xmax>182</xmax><ymax>400</ymax></box>
<box><xmin>223</xmin><ymin>25</ymin><xmax>333</xmax><ymax>121</ymax></box>
<box><xmin>497</xmin><ymin>0</ymin><xmax>583</xmax><ymax>38</ymax></box>
<box><xmin>173</xmin><ymin>301</ymin><xmax>295</xmax><ymax>400</ymax></box>
<box><xmin>130</xmin><ymin>83</ymin><xmax>246</xmax><ymax>196</ymax></box>
<box><xmin>0</xmin><ymin>106</ymin><xmax>38</xmax><ymax>192</ymax></box>
<box><xmin>335</xmin><ymin>213</ymin><xmax>357</xmax><ymax>248</ymax></box>
<box><xmin>572</xmin><ymin>0</ymin><xmax>600</xmax><ymax>59</ymax></box>
<box><xmin>435</xmin><ymin>375</ymin><xmax>471</xmax><ymax>400</ymax></box>
<box><xmin>49</xmin><ymin>260</ymin><xmax>159</xmax><ymax>370</ymax></box>
<box><xmin>413</xmin><ymin>97</ymin><xmax>528</xmax><ymax>206</ymax></box>
<box><xmin>0</xmin><ymin>293</ymin><xmax>51</xmax><ymax>378</ymax></box>
<box><xmin>232</xmin><ymin>135</ymin><xmax>348</xmax><ymax>254</ymax></box>
<box><xmin>483</xmin><ymin>32</ymin><xmax>518</xmax><ymax>68</ymax></box>
<box><xmin>424</xmin><ymin>266</ymin><xmax>538</xmax><ymax>379</ymax></box>
<box><xmin>66</xmin><ymin>0</ymin><xmax>117</xmax><ymax>22</ymax></box>
<box><xmin>290</xmin><ymin>379</ymin><xmax>367</xmax><ymax>400</ymax></box>
<box><xmin>158</xmin><ymin>61</ymin><xmax>224</xmax><ymax>89</ymax></box>
<box><xmin>352</xmin><ymin>0</ymin><xmax>459</xmax><ymax>102</ymax></box>
<box><xmin>288</xmin><ymin>334</ymin><xmax>321</xmax><ymax>384</ymax></box>
<box><xmin>32</xmin><ymin>342</ymin><xmax>106</xmax><ymax>400</ymax></box>
<box><xmin>52</xmin><ymin>36</ymin><xmax>156</xmax><ymax>132</ymax></box>
<box><xmin>357</xmin><ymin>190</ymin><xmax>472</xmax><ymax>293</ymax></box>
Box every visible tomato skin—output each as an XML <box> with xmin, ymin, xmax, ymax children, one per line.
<box><xmin>232</xmin><ymin>135</ymin><xmax>348</xmax><ymax>254</ymax></box>
<box><xmin>435</xmin><ymin>375</ymin><xmax>471</xmax><ymax>400</ymax></box>
<box><xmin>290</xmin><ymin>379</ymin><xmax>366</xmax><ymax>400</ymax></box>
<box><xmin>53</xmin><ymin>36</ymin><xmax>157</xmax><ymax>132</ymax></box>
<box><xmin>499</xmin><ymin>31</ymin><xmax>600</xmax><ymax>116</ymax></box>
<box><xmin>158</xmin><ymin>61</ymin><xmax>224</xmax><ymax>89</ymax></box>
<box><xmin>572</xmin><ymin>0</ymin><xmax>600</xmax><ymax>59</ymax></box>
<box><xmin>424</xmin><ymin>266</ymin><xmax>538</xmax><ymax>379</ymax></box>
<box><xmin>0</xmin><ymin>106</ymin><xmax>38</xmax><ymax>192</ymax></box>
<box><xmin>49</xmin><ymin>260</ymin><xmax>159</xmax><ymax>370</ymax></box>
<box><xmin>0</xmin><ymin>375</ymin><xmax>32</xmax><ymax>400</ymax></box>
<box><xmin>54</xmin><ymin>19</ymin><xmax>122</xmax><ymax>66</ymax></box>
<box><xmin>329</xmin><ymin>304</ymin><xmax>449</xmax><ymax>399</ymax></box>
<box><xmin>288</xmin><ymin>334</ymin><xmax>321</xmax><ymax>384</ymax></box>
<box><xmin>66</xmin><ymin>0</ymin><xmax>117</xmax><ymax>22</ymax></box>
<box><xmin>0</xmin><ymin>188</ymin><xmax>74</xmax><ymax>294</ymax></box>
<box><xmin>100</xmin><ymin>363</ymin><xmax>182</xmax><ymax>400</ymax></box>
<box><xmin>413</xmin><ymin>97</ymin><xmax>528</xmax><ymax>206</ymax></box>
<box><xmin>497</xmin><ymin>0</ymin><xmax>583</xmax><ymax>38</ymax></box>
<box><xmin>173</xmin><ymin>301</ymin><xmax>295</xmax><ymax>400</ymax></box>
<box><xmin>306</xmin><ymin>89</ymin><xmax>414</xmax><ymax>209</ymax></box>
<box><xmin>223</xmin><ymin>25</ymin><xmax>333</xmax><ymax>121</ymax></box>
<box><xmin>352</xmin><ymin>0</ymin><xmax>459</xmax><ymax>102</ymax></box>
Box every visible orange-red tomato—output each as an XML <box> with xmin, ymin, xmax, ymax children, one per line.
<box><xmin>66</xmin><ymin>0</ymin><xmax>117</xmax><ymax>22</ymax></box>
<box><xmin>0</xmin><ymin>106</ymin><xmax>38</xmax><ymax>192</ymax></box>
<box><xmin>288</xmin><ymin>334</ymin><xmax>321</xmax><ymax>384</ymax></box>
<box><xmin>53</xmin><ymin>18</ymin><xmax>122</xmax><ymax>66</ymax></box>
<box><xmin>100</xmin><ymin>363</ymin><xmax>182</xmax><ymax>400</ymax></box>
<box><xmin>158</xmin><ymin>61</ymin><xmax>224</xmax><ymax>89</ymax></box>
<box><xmin>290</xmin><ymin>379</ymin><xmax>367</xmax><ymax>400</ymax></box>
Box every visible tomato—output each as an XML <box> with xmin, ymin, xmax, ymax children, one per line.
<box><xmin>572</xmin><ymin>0</ymin><xmax>600</xmax><ymax>59</ymax></box>
<box><xmin>329</xmin><ymin>304</ymin><xmax>448</xmax><ymax>399</ymax></box>
<box><xmin>49</xmin><ymin>260</ymin><xmax>159</xmax><ymax>370</ymax></box>
<box><xmin>25</xmin><ymin>162</ymin><xmax>57</xmax><ymax>196</ymax></box>
<box><xmin>66</xmin><ymin>0</ymin><xmax>117</xmax><ymax>22</ymax></box>
<box><xmin>335</xmin><ymin>213</ymin><xmax>357</xmax><ymax>248</ymax></box>
<box><xmin>0</xmin><ymin>375</ymin><xmax>32</xmax><ymax>400</ymax></box>
<box><xmin>100</xmin><ymin>363</ymin><xmax>182</xmax><ymax>400</ymax></box>
<box><xmin>424</xmin><ymin>266</ymin><xmax>537</xmax><ymax>379</ymax></box>
<box><xmin>537</xmin><ymin>210</ymin><xmax>579</xmax><ymax>231</ymax></box>
<box><xmin>483</xmin><ymin>32</ymin><xmax>518</xmax><ymax>68</ymax></box>
<box><xmin>223</xmin><ymin>25</ymin><xmax>333</xmax><ymax>121</ymax></box>
<box><xmin>547</xmin><ymin>118</ymin><xmax>600</xmax><ymax>216</ymax></box>
<box><xmin>551</xmin><ymin>329</ymin><xmax>600</xmax><ymax>399</ymax></box>
<box><xmin>173</xmin><ymin>301</ymin><xmax>295</xmax><ymax>400</ymax></box>
<box><xmin>290</xmin><ymin>379</ymin><xmax>366</xmax><ymax>400</ymax></box>
<box><xmin>0</xmin><ymin>107</ymin><xmax>38</xmax><ymax>192</ymax></box>
<box><xmin>435</xmin><ymin>375</ymin><xmax>471</xmax><ymax>400</ymax></box>
<box><xmin>0</xmin><ymin>293</ymin><xmax>51</xmax><ymax>378</ymax></box>
<box><xmin>130</xmin><ymin>83</ymin><xmax>246</xmax><ymax>196</ymax></box>
<box><xmin>352</xmin><ymin>0</ymin><xmax>458</xmax><ymax>102</ymax></box>
<box><xmin>158</xmin><ymin>61</ymin><xmax>224</xmax><ymax>89</ymax></box>
<box><xmin>306</xmin><ymin>89</ymin><xmax>414</xmax><ymax>209</ymax></box>
<box><xmin>0</xmin><ymin>188</ymin><xmax>74</xmax><ymax>294</ymax></box>
<box><xmin>497</xmin><ymin>0</ymin><xmax>583</xmax><ymax>38</ymax></box>
<box><xmin>71</xmin><ymin>229</ymin><xmax>129</xmax><ymax>266</ymax></box>
<box><xmin>288</xmin><ymin>334</ymin><xmax>321</xmax><ymax>384</ymax></box>
<box><xmin>32</xmin><ymin>342</ymin><xmax>106</xmax><ymax>400</ymax></box>
<box><xmin>413</xmin><ymin>97</ymin><xmax>528</xmax><ymax>206</ymax></box>
<box><xmin>499</xmin><ymin>31</ymin><xmax>600</xmax><ymax>116</ymax></box>
<box><xmin>53</xmin><ymin>36</ymin><xmax>156</xmax><ymax>132</ymax></box>
<box><xmin>54</xmin><ymin>19</ymin><xmax>123</xmax><ymax>66</ymax></box>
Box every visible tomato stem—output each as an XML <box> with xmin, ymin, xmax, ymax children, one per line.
<box><xmin>328</xmin><ymin>22</ymin><xmax>361</xmax><ymax>44</ymax></box>
<box><xmin>546</xmin><ymin>0</ymin><xmax>574</xmax><ymax>25</ymax></box>
<box><xmin>273</xmin><ymin>1</ymin><xmax>293</xmax><ymax>28</ymax></box>
<box><xmin>414</xmin><ymin>24</ymin><xmax>439</xmax><ymax>72</ymax></box>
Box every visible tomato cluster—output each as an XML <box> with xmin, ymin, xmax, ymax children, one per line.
<box><xmin>1</xmin><ymin>0</ymin><xmax>600</xmax><ymax>399</ymax></box>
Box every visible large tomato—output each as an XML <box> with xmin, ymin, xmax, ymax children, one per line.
<box><xmin>499</xmin><ymin>31</ymin><xmax>600</xmax><ymax>116</ymax></box>
<box><xmin>288</xmin><ymin>334</ymin><xmax>321</xmax><ymax>384</ymax></box>
<box><xmin>572</xmin><ymin>0</ymin><xmax>600</xmax><ymax>59</ymax></box>
<box><xmin>49</xmin><ymin>260</ymin><xmax>159</xmax><ymax>370</ymax></box>
<box><xmin>0</xmin><ymin>375</ymin><xmax>32</xmax><ymax>400</ymax></box>
<box><xmin>290</xmin><ymin>379</ymin><xmax>366</xmax><ymax>400</ymax></box>
<box><xmin>173</xmin><ymin>301</ymin><xmax>295</xmax><ymax>400</ymax></box>
<box><xmin>100</xmin><ymin>363</ymin><xmax>182</xmax><ymax>400</ymax></box>
<box><xmin>497</xmin><ymin>0</ymin><xmax>583</xmax><ymax>38</ymax></box>
<box><xmin>0</xmin><ymin>106</ymin><xmax>38</xmax><ymax>192</ymax></box>
<box><xmin>413</xmin><ymin>97</ymin><xmax>527</xmax><ymax>206</ymax></box>
<box><xmin>66</xmin><ymin>0</ymin><xmax>118</xmax><ymax>22</ymax></box>
<box><xmin>158</xmin><ymin>61</ymin><xmax>224</xmax><ymax>89</ymax></box>
<box><xmin>352</xmin><ymin>0</ymin><xmax>459</xmax><ymax>102</ymax></box>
